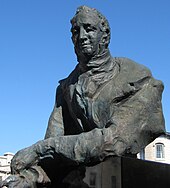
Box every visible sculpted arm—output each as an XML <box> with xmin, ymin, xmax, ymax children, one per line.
<box><xmin>12</xmin><ymin>76</ymin><xmax>165</xmax><ymax>168</ymax></box>
<box><xmin>5</xmin><ymin>76</ymin><xmax>165</xmax><ymax>187</ymax></box>
<box><xmin>45</xmin><ymin>85</ymin><xmax>65</xmax><ymax>138</ymax></box>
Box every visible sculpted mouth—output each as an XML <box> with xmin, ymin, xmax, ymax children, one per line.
<box><xmin>81</xmin><ymin>43</ymin><xmax>91</xmax><ymax>48</ymax></box>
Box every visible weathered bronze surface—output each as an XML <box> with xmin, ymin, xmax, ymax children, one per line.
<box><xmin>1</xmin><ymin>5</ymin><xmax>165</xmax><ymax>188</ymax></box>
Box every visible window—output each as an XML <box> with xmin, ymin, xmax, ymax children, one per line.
<box><xmin>155</xmin><ymin>143</ymin><xmax>164</xmax><ymax>159</ymax></box>
<box><xmin>89</xmin><ymin>172</ymin><xmax>96</xmax><ymax>188</ymax></box>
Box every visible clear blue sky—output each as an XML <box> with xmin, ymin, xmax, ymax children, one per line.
<box><xmin>0</xmin><ymin>0</ymin><xmax>170</xmax><ymax>155</ymax></box>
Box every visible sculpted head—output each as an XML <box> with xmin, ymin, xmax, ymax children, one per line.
<box><xmin>71</xmin><ymin>6</ymin><xmax>111</xmax><ymax>62</ymax></box>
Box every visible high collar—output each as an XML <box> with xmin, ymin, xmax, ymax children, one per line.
<box><xmin>78</xmin><ymin>49</ymin><xmax>115</xmax><ymax>74</ymax></box>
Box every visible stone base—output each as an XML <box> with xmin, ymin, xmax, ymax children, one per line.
<box><xmin>83</xmin><ymin>157</ymin><xmax>170</xmax><ymax>188</ymax></box>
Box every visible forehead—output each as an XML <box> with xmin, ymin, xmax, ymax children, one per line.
<box><xmin>72</xmin><ymin>12</ymin><xmax>100</xmax><ymax>27</ymax></box>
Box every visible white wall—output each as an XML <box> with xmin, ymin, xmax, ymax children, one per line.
<box><xmin>138</xmin><ymin>134</ymin><xmax>170</xmax><ymax>164</ymax></box>
<box><xmin>0</xmin><ymin>153</ymin><xmax>14</xmax><ymax>181</ymax></box>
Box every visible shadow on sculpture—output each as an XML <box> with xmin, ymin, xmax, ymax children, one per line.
<box><xmin>1</xmin><ymin>5</ymin><xmax>165</xmax><ymax>188</ymax></box>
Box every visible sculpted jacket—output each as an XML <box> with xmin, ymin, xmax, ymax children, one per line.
<box><xmin>44</xmin><ymin>51</ymin><xmax>165</xmax><ymax>164</ymax></box>
<box><xmin>7</xmin><ymin>51</ymin><xmax>165</xmax><ymax>188</ymax></box>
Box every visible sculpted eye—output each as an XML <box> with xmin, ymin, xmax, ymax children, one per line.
<box><xmin>84</xmin><ymin>24</ymin><xmax>97</xmax><ymax>32</ymax></box>
<box><xmin>86</xmin><ymin>26</ymin><xmax>96</xmax><ymax>32</ymax></box>
<box><xmin>86</xmin><ymin>27</ymin><xmax>94</xmax><ymax>32</ymax></box>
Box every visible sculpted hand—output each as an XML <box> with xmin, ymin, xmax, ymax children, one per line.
<box><xmin>11</xmin><ymin>138</ymin><xmax>58</xmax><ymax>175</ymax></box>
<box><xmin>0</xmin><ymin>166</ymin><xmax>51</xmax><ymax>188</ymax></box>
<box><xmin>11</xmin><ymin>146</ymin><xmax>39</xmax><ymax>174</ymax></box>
<box><xmin>2</xmin><ymin>138</ymin><xmax>58</xmax><ymax>187</ymax></box>
<box><xmin>0</xmin><ymin>174</ymin><xmax>35</xmax><ymax>188</ymax></box>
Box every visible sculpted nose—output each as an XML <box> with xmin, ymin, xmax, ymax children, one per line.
<box><xmin>79</xmin><ymin>27</ymin><xmax>87</xmax><ymax>41</ymax></box>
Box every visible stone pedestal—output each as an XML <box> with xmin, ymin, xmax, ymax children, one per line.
<box><xmin>83</xmin><ymin>157</ymin><xmax>170</xmax><ymax>188</ymax></box>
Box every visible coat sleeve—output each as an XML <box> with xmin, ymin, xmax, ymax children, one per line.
<box><xmin>52</xmin><ymin>76</ymin><xmax>165</xmax><ymax>165</ymax></box>
<box><xmin>45</xmin><ymin>85</ymin><xmax>65</xmax><ymax>138</ymax></box>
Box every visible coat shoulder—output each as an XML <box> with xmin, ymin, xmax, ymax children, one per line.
<box><xmin>116</xmin><ymin>57</ymin><xmax>151</xmax><ymax>76</ymax></box>
<box><xmin>113</xmin><ymin>57</ymin><xmax>153</xmax><ymax>83</ymax></box>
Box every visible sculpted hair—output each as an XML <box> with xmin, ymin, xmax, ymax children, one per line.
<box><xmin>70</xmin><ymin>5</ymin><xmax>111</xmax><ymax>47</ymax></box>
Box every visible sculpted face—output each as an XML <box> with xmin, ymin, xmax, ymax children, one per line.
<box><xmin>71</xmin><ymin>11</ymin><xmax>104</xmax><ymax>59</ymax></box>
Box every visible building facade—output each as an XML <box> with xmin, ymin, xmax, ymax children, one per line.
<box><xmin>138</xmin><ymin>132</ymin><xmax>170</xmax><ymax>164</ymax></box>
<box><xmin>0</xmin><ymin>152</ymin><xmax>14</xmax><ymax>181</ymax></box>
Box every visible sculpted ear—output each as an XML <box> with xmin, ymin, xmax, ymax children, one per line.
<box><xmin>102</xmin><ymin>29</ymin><xmax>110</xmax><ymax>47</ymax></box>
<box><xmin>100</xmin><ymin>21</ymin><xmax>110</xmax><ymax>48</ymax></box>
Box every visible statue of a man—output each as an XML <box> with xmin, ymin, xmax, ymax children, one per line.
<box><xmin>1</xmin><ymin>5</ymin><xmax>165</xmax><ymax>188</ymax></box>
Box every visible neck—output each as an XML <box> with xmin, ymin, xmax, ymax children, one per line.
<box><xmin>78</xmin><ymin>49</ymin><xmax>111</xmax><ymax>72</ymax></box>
